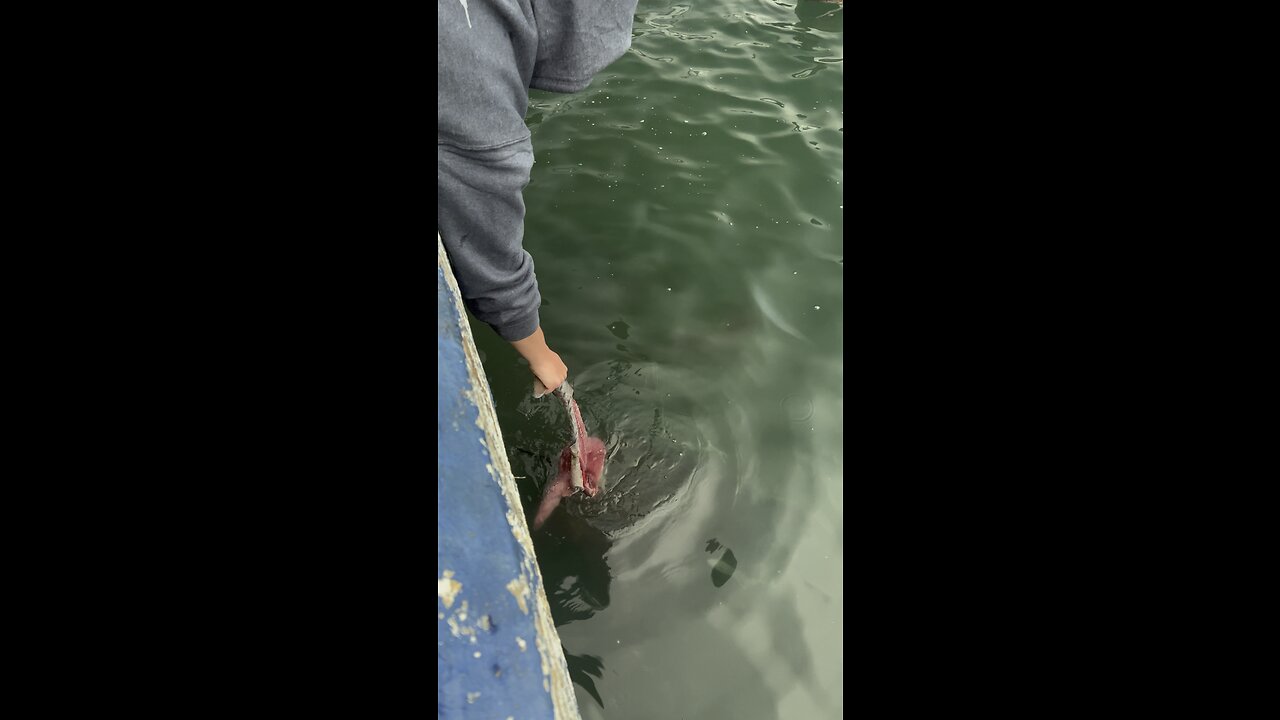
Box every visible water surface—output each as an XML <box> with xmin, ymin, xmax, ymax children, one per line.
<box><xmin>470</xmin><ymin>2</ymin><xmax>843</xmax><ymax>717</ymax></box>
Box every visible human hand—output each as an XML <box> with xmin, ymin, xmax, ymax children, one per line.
<box><xmin>510</xmin><ymin>326</ymin><xmax>568</xmax><ymax>395</ymax></box>
<box><xmin>530</xmin><ymin>352</ymin><xmax>568</xmax><ymax>395</ymax></box>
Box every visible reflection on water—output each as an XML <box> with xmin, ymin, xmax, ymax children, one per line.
<box><xmin>705</xmin><ymin>538</ymin><xmax>738</xmax><ymax>587</ymax></box>
<box><xmin>564</xmin><ymin>650</ymin><xmax>607</xmax><ymax>709</ymax></box>
<box><xmin>470</xmin><ymin>0</ymin><xmax>842</xmax><ymax>716</ymax></box>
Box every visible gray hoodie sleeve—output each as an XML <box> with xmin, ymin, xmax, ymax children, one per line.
<box><xmin>437</xmin><ymin>0</ymin><xmax>542</xmax><ymax>342</ymax></box>
<box><xmin>437</xmin><ymin>140</ymin><xmax>541</xmax><ymax>342</ymax></box>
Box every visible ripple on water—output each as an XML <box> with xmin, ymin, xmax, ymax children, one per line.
<box><xmin>556</xmin><ymin>363</ymin><xmax>708</xmax><ymax>537</ymax></box>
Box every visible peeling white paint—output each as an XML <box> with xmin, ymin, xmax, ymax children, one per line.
<box><xmin>447</xmin><ymin>600</ymin><xmax>482</xmax><ymax>642</ymax></box>
<box><xmin>507</xmin><ymin>576</ymin><xmax>531</xmax><ymax>615</ymax></box>
<box><xmin>438</xmin><ymin>570</ymin><xmax>462</xmax><ymax>608</ymax></box>
<box><xmin>516</xmin><ymin>636</ymin><xmax>527</xmax><ymax>651</ymax></box>
<box><xmin>535</xmin><ymin>633</ymin><xmax>553</xmax><ymax>689</ymax></box>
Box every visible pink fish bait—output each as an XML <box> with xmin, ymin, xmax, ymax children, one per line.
<box><xmin>531</xmin><ymin>381</ymin><xmax>606</xmax><ymax>530</ymax></box>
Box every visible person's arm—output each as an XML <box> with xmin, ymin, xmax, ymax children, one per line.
<box><xmin>439</xmin><ymin>141</ymin><xmax>569</xmax><ymax>391</ymax></box>
<box><xmin>511</xmin><ymin>326</ymin><xmax>568</xmax><ymax>392</ymax></box>
<box><xmin>438</xmin><ymin>0</ymin><xmax>568</xmax><ymax>390</ymax></box>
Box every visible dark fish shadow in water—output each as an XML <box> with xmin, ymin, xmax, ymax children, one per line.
<box><xmin>531</xmin><ymin>509</ymin><xmax>615</xmax><ymax>627</ymax></box>
<box><xmin>533</xmin><ymin>511</ymin><xmax>615</xmax><ymax>705</ymax></box>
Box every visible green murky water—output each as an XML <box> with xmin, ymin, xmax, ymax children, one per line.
<box><xmin>470</xmin><ymin>1</ymin><xmax>843</xmax><ymax>717</ymax></box>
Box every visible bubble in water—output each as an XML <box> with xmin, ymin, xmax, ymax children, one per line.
<box><xmin>783</xmin><ymin>395</ymin><xmax>814</xmax><ymax>423</ymax></box>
